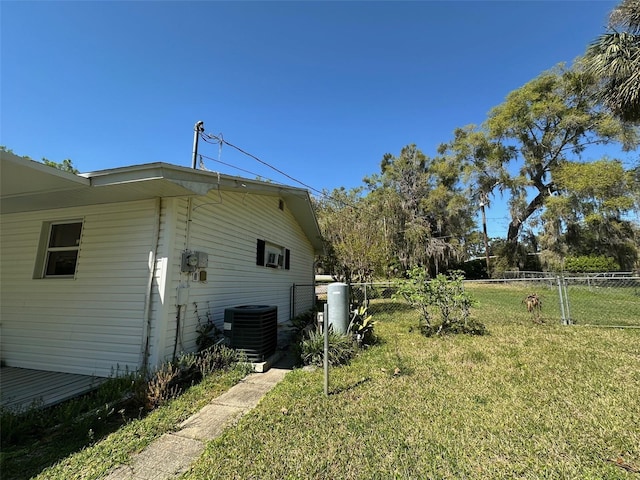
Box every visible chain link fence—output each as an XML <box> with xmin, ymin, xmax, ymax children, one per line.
<box><xmin>297</xmin><ymin>274</ymin><xmax>640</xmax><ymax>328</ymax></box>
<box><xmin>290</xmin><ymin>283</ymin><xmax>316</xmax><ymax>319</ymax></box>
<box><xmin>557</xmin><ymin>274</ymin><xmax>640</xmax><ymax>327</ymax></box>
<box><xmin>464</xmin><ymin>276</ymin><xmax>640</xmax><ymax>327</ymax></box>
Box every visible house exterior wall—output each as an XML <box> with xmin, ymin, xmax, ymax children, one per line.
<box><xmin>0</xmin><ymin>187</ymin><xmax>317</xmax><ymax>376</ymax></box>
<box><xmin>146</xmin><ymin>197</ymin><xmax>184</xmax><ymax>370</ymax></box>
<box><xmin>0</xmin><ymin>199</ymin><xmax>159</xmax><ymax>377</ymax></box>
<box><xmin>147</xmin><ymin>189</ymin><xmax>316</xmax><ymax>366</ymax></box>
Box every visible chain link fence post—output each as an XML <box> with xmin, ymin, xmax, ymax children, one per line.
<box><xmin>557</xmin><ymin>275</ymin><xmax>567</xmax><ymax>325</ymax></box>
<box><xmin>562</xmin><ymin>276</ymin><xmax>572</xmax><ymax>325</ymax></box>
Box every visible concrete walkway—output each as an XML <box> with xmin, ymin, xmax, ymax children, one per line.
<box><xmin>104</xmin><ymin>353</ymin><xmax>294</xmax><ymax>480</ymax></box>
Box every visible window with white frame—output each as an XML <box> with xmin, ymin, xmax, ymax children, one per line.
<box><xmin>35</xmin><ymin>221</ymin><xmax>83</xmax><ymax>278</ymax></box>
<box><xmin>256</xmin><ymin>239</ymin><xmax>290</xmax><ymax>270</ymax></box>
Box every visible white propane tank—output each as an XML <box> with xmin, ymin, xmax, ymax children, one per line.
<box><xmin>327</xmin><ymin>282</ymin><xmax>349</xmax><ymax>334</ymax></box>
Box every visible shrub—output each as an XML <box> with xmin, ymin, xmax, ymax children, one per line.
<box><xmin>395</xmin><ymin>267</ymin><xmax>486</xmax><ymax>336</ymax></box>
<box><xmin>179</xmin><ymin>344</ymin><xmax>246</xmax><ymax>378</ymax></box>
<box><xmin>290</xmin><ymin>310</ymin><xmax>317</xmax><ymax>337</ymax></box>
<box><xmin>297</xmin><ymin>329</ymin><xmax>356</xmax><ymax>367</ymax></box>
<box><xmin>564</xmin><ymin>255</ymin><xmax>620</xmax><ymax>273</ymax></box>
<box><xmin>140</xmin><ymin>345</ymin><xmax>250</xmax><ymax>409</ymax></box>
<box><xmin>194</xmin><ymin>302</ymin><xmax>223</xmax><ymax>351</ymax></box>
<box><xmin>348</xmin><ymin>306</ymin><xmax>377</xmax><ymax>347</ymax></box>
<box><xmin>143</xmin><ymin>362</ymin><xmax>181</xmax><ymax>410</ymax></box>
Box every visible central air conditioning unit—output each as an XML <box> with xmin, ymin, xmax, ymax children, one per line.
<box><xmin>223</xmin><ymin>305</ymin><xmax>277</xmax><ymax>362</ymax></box>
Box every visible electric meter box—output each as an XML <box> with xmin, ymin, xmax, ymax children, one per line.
<box><xmin>181</xmin><ymin>251</ymin><xmax>208</xmax><ymax>272</ymax></box>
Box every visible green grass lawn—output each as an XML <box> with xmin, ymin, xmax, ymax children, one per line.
<box><xmin>21</xmin><ymin>284</ymin><xmax>640</xmax><ymax>479</ymax></box>
<box><xmin>181</xmin><ymin>296</ymin><xmax>639</xmax><ymax>479</ymax></box>
<box><xmin>563</xmin><ymin>285</ymin><xmax>640</xmax><ymax>327</ymax></box>
<box><xmin>467</xmin><ymin>281</ymin><xmax>640</xmax><ymax>327</ymax></box>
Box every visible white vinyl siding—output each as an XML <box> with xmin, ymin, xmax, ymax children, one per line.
<box><xmin>154</xmin><ymin>190</ymin><xmax>315</xmax><ymax>363</ymax></box>
<box><xmin>1</xmin><ymin>190</ymin><xmax>317</xmax><ymax>375</ymax></box>
<box><xmin>146</xmin><ymin>197</ymin><xmax>185</xmax><ymax>369</ymax></box>
<box><xmin>0</xmin><ymin>199</ymin><xmax>158</xmax><ymax>377</ymax></box>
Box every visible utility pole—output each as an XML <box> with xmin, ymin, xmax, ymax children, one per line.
<box><xmin>191</xmin><ymin>121</ymin><xmax>204</xmax><ymax>169</ymax></box>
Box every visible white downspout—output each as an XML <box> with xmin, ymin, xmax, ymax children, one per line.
<box><xmin>141</xmin><ymin>197</ymin><xmax>162</xmax><ymax>374</ymax></box>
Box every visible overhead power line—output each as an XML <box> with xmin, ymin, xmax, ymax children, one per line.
<box><xmin>197</xmin><ymin>152</ymin><xmax>279</xmax><ymax>183</ymax></box>
<box><xmin>200</xmin><ymin>131</ymin><xmax>326</xmax><ymax>198</ymax></box>
<box><xmin>197</xmin><ymin>129</ymin><xmax>358</xmax><ymax>209</ymax></box>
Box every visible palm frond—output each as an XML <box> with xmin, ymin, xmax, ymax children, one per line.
<box><xmin>585</xmin><ymin>30</ymin><xmax>640</xmax><ymax>122</ymax></box>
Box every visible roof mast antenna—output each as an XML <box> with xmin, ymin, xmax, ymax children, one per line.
<box><xmin>191</xmin><ymin>121</ymin><xmax>205</xmax><ymax>169</ymax></box>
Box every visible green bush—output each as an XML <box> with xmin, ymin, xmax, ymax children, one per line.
<box><xmin>296</xmin><ymin>329</ymin><xmax>356</xmax><ymax>367</ymax></box>
<box><xmin>290</xmin><ymin>310</ymin><xmax>317</xmax><ymax>336</ymax></box>
<box><xmin>178</xmin><ymin>344</ymin><xmax>246</xmax><ymax>379</ymax></box>
<box><xmin>564</xmin><ymin>255</ymin><xmax>620</xmax><ymax>273</ymax></box>
<box><xmin>395</xmin><ymin>267</ymin><xmax>486</xmax><ymax>336</ymax></box>
<box><xmin>141</xmin><ymin>345</ymin><xmax>249</xmax><ymax>410</ymax></box>
<box><xmin>347</xmin><ymin>306</ymin><xmax>377</xmax><ymax>347</ymax></box>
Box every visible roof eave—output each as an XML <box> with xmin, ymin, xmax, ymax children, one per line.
<box><xmin>1</xmin><ymin>158</ymin><xmax>324</xmax><ymax>253</ymax></box>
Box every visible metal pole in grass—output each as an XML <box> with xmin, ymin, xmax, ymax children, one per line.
<box><xmin>557</xmin><ymin>275</ymin><xmax>567</xmax><ymax>325</ymax></box>
<box><xmin>562</xmin><ymin>277</ymin><xmax>572</xmax><ymax>325</ymax></box>
<box><xmin>323</xmin><ymin>303</ymin><xmax>329</xmax><ymax>396</ymax></box>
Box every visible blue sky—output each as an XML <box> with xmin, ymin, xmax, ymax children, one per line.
<box><xmin>1</xmin><ymin>0</ymin><xmax>629</xmax><ymax>237</ymax></box>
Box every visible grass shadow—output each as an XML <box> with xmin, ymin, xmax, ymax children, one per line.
<box><xmin>329</xmin><ymin>376</ymin><xmax>371</xmax><ymax>395</ymax></box>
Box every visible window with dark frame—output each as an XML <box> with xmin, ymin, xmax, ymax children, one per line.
<box><xmin>256</xmin><ymin>238</ymin><xmax>290</xmax><ymax>270</ymax></box>
<box><xmin>43</xmin><ymin>221</ymin><xmax>83</xmax><ymax>277</ymax></box>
